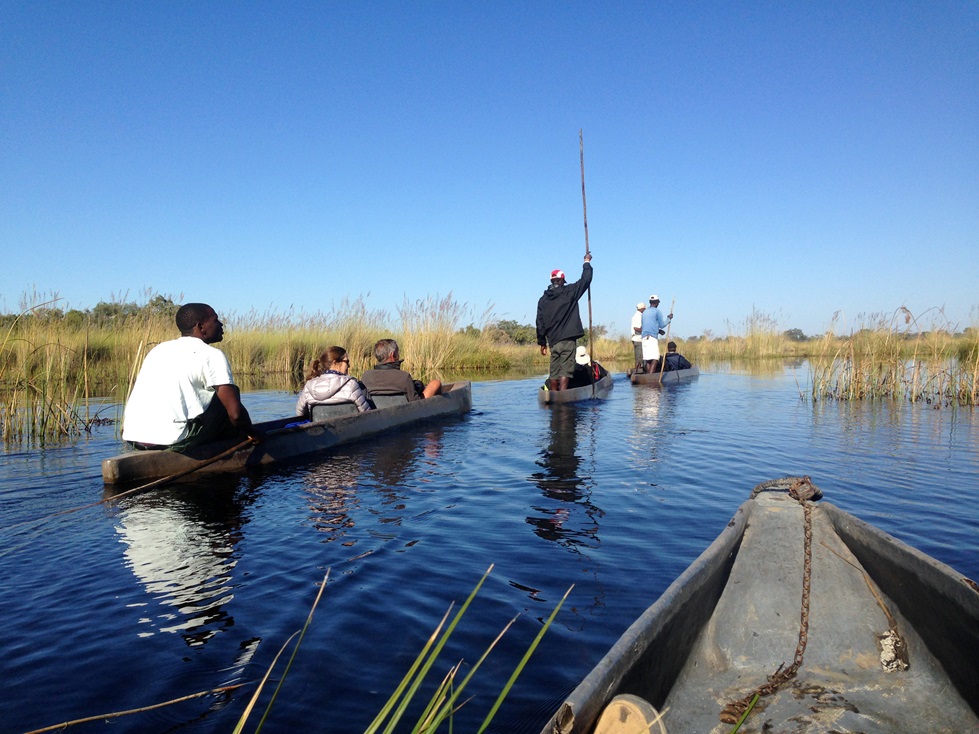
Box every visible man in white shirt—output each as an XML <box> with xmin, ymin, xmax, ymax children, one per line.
<box><xmin>122</xmin><ymin>303</ymin><xmax>255</xmax><ymax>451</ymax></box>
<box><xmin>630</xmin><ymin>302</ymin><xmax>646</xmax><ymax>373</ymax></box>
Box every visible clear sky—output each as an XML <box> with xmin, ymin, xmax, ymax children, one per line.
<box><xmin>2</xmin><ymin>1</ymin><xmax>977</xmax><ymax>339</ymax></box>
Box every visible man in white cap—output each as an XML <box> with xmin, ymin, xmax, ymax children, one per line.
<box><xmin>631</xmin><ymin>302</ymin><xmax>646</xmax><ymax>373</ymax></box>
<box><xmin>535</xmin><ymin>252</ymin><xmax>593</xmax><ymax>391</ymax></box>
<box><xmin>640</xmin><ymin>294</ymin><xmax>673</xmax><ymax>373</ymax></box>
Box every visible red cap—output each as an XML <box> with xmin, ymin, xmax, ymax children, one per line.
<box><xmin>550</xmin><ymin>269</ymin><xmax>565</xmax><ymax>280</ymax></box>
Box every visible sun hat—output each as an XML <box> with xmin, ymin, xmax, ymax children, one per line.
<box><xmin>649</xmin><ymin>294</ymin><xmax>660</xmax><ymax>302</ymax></box>
<box><xmin>575</xmin><ymin>345</ymin><xmax>590</xmax><ymax>365</ymax></box>
<box><xmin>636</xmin><ymin>302</ymin><xmax>645</xmax><ymax>310</ymax></box>
<box><xmin>551</xmin><ymin>269</ymin><xmax>566</xmax><ymax>280</ymax></box>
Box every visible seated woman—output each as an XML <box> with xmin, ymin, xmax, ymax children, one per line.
<box><xmin>295</xmin><ymin>346</ymin><xmax>372</xmax><ymax>418</ymax></box>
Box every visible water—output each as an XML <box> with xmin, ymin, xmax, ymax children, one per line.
<box><xmin>2</xmin><ymin>367</ymin><xmax>977</xmax><ymax>733</ymax></box>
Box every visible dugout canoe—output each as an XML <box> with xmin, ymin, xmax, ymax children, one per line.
<box><xmin>538</xmin><ymin>374</ymin><xmax>614</xmax><ymax>405</ymax></box>
<box><xmin>541</xmin><ymin>477</ymin><xmax>979</xmax><ymax>734</ymax></box>
<box><xmin>629</xmin><ymin>366</ymin><xmax>699</xmax><ymax>386</ymax></box>
<box><xmin>102</xmin><ymin>381</ymin><xmax>472</xmax><ymax>485</ymax></box>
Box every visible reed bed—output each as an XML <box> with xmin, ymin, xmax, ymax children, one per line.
<box><xmin>807</xmin><ymin>308</ymin><xmax>978</xmax><ymax>407</ymax></box>
<box><xmin>4</xmin><ymin>296</ymin><xmax>976</xmax><ymax>445</ymax></box>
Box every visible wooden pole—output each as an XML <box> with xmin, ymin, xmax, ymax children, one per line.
<box><xmin>658</xmin><ymin>297</ymin><xmax>676</xmax><ymax>375</ymax></box>
<box><xmin>580</xmin><ymin>130</ymin><xmax>595</xmax><ymax>396</ymax></box>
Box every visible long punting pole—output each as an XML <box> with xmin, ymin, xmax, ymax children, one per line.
<box><xmin>579</xmin><ymin>130</ymin><xmax>595</xmax><ymax>397</ymax></box>
<box><xmin>659</xmin><ymin>296</ymin><xmax>676</xmax><ymax>375</ymax></box>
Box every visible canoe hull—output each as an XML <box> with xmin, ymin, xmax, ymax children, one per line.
<box><xmin>541</xmin><ymin>480</ymin><xmax>979</xmax><ymax>733</ymax></box>
<box><xmin>629</xmin><ymin>366</ymin><xmax>699</xmax><ymax>385</ymax></box>
<box><xmin>102</xmin><ymin>381</ymin><xmax>472</xmax><ymax>485</ymax></box>
<box><xmin>538</xmin><ymin>374</ymin><xmax>614</xmax><ymax>405</ymax></box>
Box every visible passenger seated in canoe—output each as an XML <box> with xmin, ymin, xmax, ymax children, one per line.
<box><xmin>122</xmin><ymin>302</ymin><xmax>258</xmax><ymax>451</ymax></box>
<box><xmin>360</xmin><ymin>339</ymin><xmax>441</xmax><ymax>401</ymax></box>
<box><xmin>295</xmin><ymin>346</ymin><xmax>372</xmax><ymax>418</ymax></box>
<box><xmin>568</xmin><ymin>346</ymin><xmax>608</xmax><ymax>388</ymax></box>
<box><xmin>662</xmin><ymin>341</ymin><xmax>692</xmax><ymax>372</ymax></box>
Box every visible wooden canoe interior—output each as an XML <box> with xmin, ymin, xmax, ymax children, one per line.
<box><xmin>547</xmin><ymin>492</ymin><xmax>979</xmax><ymax>734</ymax></box>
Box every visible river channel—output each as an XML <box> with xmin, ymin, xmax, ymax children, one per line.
<box><xmin>1</xmin><ymin>364</ymin><xmax>977</xmax><ymax>733</ymax></box>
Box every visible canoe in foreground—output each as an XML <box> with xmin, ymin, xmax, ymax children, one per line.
<box><xmin>541</xmin><ymin>477</ymin><xmax>979</xmax><ymax>734</ymax></box>
<box><xmin>102</xmin><ymin>381</ymin><xmax>473</xmax><ymax>485</ymax></box>
<box><xmin>629</xmin><ymin>366</ymin><xmax>699</xmax><ymax>386</ymax></box>
<box><xmin>538</xmin><ymin>374</ymin><xmax>614</xmax><ymax>405</ymax></box>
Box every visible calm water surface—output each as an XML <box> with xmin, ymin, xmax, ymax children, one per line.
<box><xmin>2</xmin><ymin>366</ymin><xmax>977</xmax><ymax>733</ymax></box>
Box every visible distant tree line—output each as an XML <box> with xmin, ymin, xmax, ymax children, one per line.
<box><xmin>459</xmin><ymin>319</ymin><xmax>608</xmax><ymax>346</ymax></box>
<box><xmin>0</xmin><ymin>295</ymin><xmax>179</xmax><ymax>331</ymax></box>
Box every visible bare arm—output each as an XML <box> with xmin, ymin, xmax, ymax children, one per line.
<box><xmin>214</xmin><ymin>384</ymin><xmax>255</xmax><ymax>435</ymax></box>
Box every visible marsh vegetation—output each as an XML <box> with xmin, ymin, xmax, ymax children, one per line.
<box><xmin>1</xmin><ymin>292</ymin><xmax>976</xmax><ymax>444</ymax></box>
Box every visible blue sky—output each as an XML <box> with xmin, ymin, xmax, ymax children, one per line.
<box><xmin>2</xmin><ymin>1</ymin><xmax>976</xmax><ymax>339</ymax></box>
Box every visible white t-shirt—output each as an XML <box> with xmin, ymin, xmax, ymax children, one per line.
<box><xmin>122</xmin><ymin>336</ymin><xmax>235</xmax><ymax>445</ymax></box>
<box><xmin>631</xmin><ymin>310</ymin><xmax>643</xmax><ymax>343</ymax></box>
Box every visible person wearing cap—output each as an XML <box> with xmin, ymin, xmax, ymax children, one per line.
<box><xmin>361</xmin><ymin>338</ymin><xmax>441</xmax><ymax>401</ymax></box>
<box><xmin>569</xmin><ymin>344</ymin><xmax>608</xmax><ymax>388</ymax></box>
<box><xmin>535</xmin><ymin>252</ymin><xmax>593</xmax><ymax>391</ymax></box>
<box><xmin>640</xmin><ymin>294</ymin><xmax>673</xmax><ymax>373</ymax></box>
<box><xmin>631</xmin><ymin>302</ymin><xmax>646</xmax><ymax>373</ymax></box>
<box><xmin>662</xmin><ymin>341</ymin><xmax>692</xmax><ymax>372</ymax></box>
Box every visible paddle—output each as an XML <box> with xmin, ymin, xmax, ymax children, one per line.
<box><xmin>579</xmin><ymin>130</ymin><xmax>595</xmax><ymax>398</ymax></box>
<box><xmin>2</xmin><ymin>435</ymin><xmax>261</xmax><ymax>533</ymax></box>
<box><xmin>658</xmin><ymin>297</ymin><xmax>676</xmax><ymax>376</ymax></box>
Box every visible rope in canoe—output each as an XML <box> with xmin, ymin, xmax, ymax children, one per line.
<box><xmin>720</xmin><ymin>476</ymin><xmax>819</xmax><ymax>725</ymax></box>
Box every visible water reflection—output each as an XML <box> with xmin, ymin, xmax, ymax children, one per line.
<box><xmin>105</xmin><ymin>476</ymin><xmax>251</xmax><ymax>648</ymax></box>
<box><xmin>528</xmin><ymin>406</ymin><xmax>604</xmax><ymax>551</ymax></box>
<box><xmin>303</xmin><ymin>452</ymin><xmax>363</xmax><ymax>546</ymax></box>
<box><xmin>301</xmin><ymin>426</ymin><xmax>447</xmax><ymax>546</ymax></box>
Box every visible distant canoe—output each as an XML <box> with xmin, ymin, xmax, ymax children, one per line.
<box><xmin>102</xmin><ymin>381</ymin><xmax>473</xmax><ymax>485</ymax></box>
<box><xmin>538</xmin><ymin>374</ymin><xmax>614</xmax><ymax>405</ymax></box>
<box><xmin>630</xmin><ymin>366</ymin><xmax>699</xmax><ymax>386</ymax></box>
<box><xmin>540</xmin><ymin>477</ymin><xmax>979</xmax><ymax>734</ymax></box>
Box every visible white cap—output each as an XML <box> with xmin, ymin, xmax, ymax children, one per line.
<box><xmin>649</xmin><ymin>294</ymin><xmax>660</xmax><ymax>302</ymax></box>
<box><xmin>575</xmin><ymin>345</ymin><xmax>590</xmax><ymax>364</ymax></box>
<box><xmin>636</xmin><ymin>302</ymin><xmax>645</xmax><ymax>310</ymax></box>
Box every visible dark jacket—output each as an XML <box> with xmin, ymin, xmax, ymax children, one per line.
<box><xmin>663</xmin><ymin>352</ymin><xmax>692</xmax><ymax>371</ymax></box>
<box><xmin>360</xmin><ymin>361</ymin><xmax>423</xmax><ymax>402</ymax></box>
<box><xmin>535</xmin><ymin>262</ymin><xmax>593</xmax><ymax>347</ymax></box>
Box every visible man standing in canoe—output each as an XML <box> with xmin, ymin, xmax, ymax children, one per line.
<box><xmin>640</xmin><ymin>294</ymin><xmax>673</xmax><ymax>373</ymax></box>
<box><xmin>536</xmin><ymin>253</ymin><xmax>593</xmax><ymax>391</ymax></box>
<box><xmin>631</xmin><ymin>301</ymin><xmax>646</xmax><ymax>373</ymax></box>
<box><xmin>122</xmin><ymin>302</ymin><xmax>256</xmax><ymax>451</ymax></box>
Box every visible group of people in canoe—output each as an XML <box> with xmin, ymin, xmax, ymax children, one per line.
<box><xmin>124</xmin><ymin>260</ymin><xmax>694</xmax><ymax>452</ymax></box>
<box><xmin>121</xmin><ymin>302</ymin><xmax>441</xmax><ymax>453</ymax></box>
<box><xmin>535</xmin><ymin>252</ymin><xmax>692</xmax><ymax>390</ymax></box>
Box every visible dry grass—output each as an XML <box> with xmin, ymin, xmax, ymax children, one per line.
<box><xmin>3</xmin><ymin>298</ymin><xmax>975</xmax><ymax>445</ymax></box>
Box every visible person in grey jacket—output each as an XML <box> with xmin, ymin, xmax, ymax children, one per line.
<box><xmin>295</xmin><ymin>346</ymin><xmax>372</xmax><ymax>418</ymax></box>
<box><xmin>536</xmin><ymin>253</ymin><xmax>593</xmax><ymax>391</ymax></box>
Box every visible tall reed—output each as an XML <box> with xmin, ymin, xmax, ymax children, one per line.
<box><xmin>808</xmin><ymin>307</ymin><xmax>976</xmax><ymax>406</ymax></box>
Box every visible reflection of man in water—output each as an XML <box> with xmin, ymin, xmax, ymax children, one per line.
<box><xmin>528</xmin><ymin>406</ymin><xmax>601</xmax><ymax>549</ymax></box>
<box><xmin>113</xmin><ymin>479</ymin><xmax>249</xmax><ymax>647</ymax></box>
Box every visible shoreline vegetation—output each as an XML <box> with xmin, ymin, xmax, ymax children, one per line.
<box><xmin>2</xmin><ymin>293</ymin><xmax>976</xmax><ymax>444</ymax></box>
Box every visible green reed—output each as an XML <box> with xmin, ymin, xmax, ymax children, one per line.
<box><xmin>807</xmin><ymin>308</ymin><xmax>977</xmax><ymax>406</ymax></box>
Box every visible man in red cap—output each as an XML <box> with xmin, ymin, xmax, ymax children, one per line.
<box><xmin>535</xmin><ymin>252</ymin><xmax>593</xmax><ymax>391</ymax></box>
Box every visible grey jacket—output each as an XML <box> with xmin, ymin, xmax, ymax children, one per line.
<box><xmin>295</xmin><ymin>371</ymin><xmax>372</xmax><ymax>417</ymax></box>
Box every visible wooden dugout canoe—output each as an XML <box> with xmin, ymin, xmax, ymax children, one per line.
<box><xmin>629</xmin><ymin>366</ymin><xmax>699</xmax><ymax>386</ymax></box>
<box><xmin>538</xmin><ymin>374</ymin><xmax>614</xmax><ymax>405</ymax></box>
<box><xmin>541</xmin><ymin>477</ymin><xmax>979</xmax><ymax>734</ymax></box>
<box><xmin>102</xmin><ymin>381</ymin><xmax>472</xmax><ymax>485</ymax></box>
